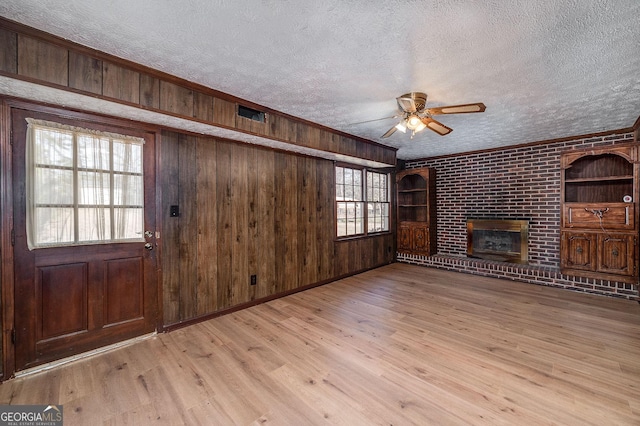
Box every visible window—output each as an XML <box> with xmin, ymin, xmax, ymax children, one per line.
<box><xmin>366</xmin><ymin>170</ymin><xmax>390</xmax><ymax>233</ymax></box>
<box><xmin>336</xmin><ymin>165</ymin><xmax>390</xmax><ymax>237</ymax></box>
<box><xmin>26</xmin><ymin>119</ymin><xmax>145</xmax><ymax>249</ymax></box>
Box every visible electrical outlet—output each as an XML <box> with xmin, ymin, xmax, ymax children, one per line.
<box><xmin>250</xmin><ymin>274</ymin><xmax>257</xmax><ymax>285</ymax></box>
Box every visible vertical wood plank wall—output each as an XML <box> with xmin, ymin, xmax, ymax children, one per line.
<box><xmin>0</xmin><ymin>18</ymin><xmax>397</xmax><ymax>329</ymax></box>
<box><xmin>160</xmin><ymin>131</ymin><xmax>395</xmax><ymax>326</ymax></box>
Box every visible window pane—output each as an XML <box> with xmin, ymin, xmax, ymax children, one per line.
<box><xmin>35</xmin><ymin>168</ymin><xmax>73</xmax><ymax>205</ymax></box>
<box><xmin>78</xmin><ymin>134</ymin><xmax>110</xmax><ymax>170</ymax></box>
<box><xmin>114</xmin><ymin>174</ymin><xmax>143</xmax><ymax>206</ymax></box>
<box><xmin>78</xmin><ymin>207</ymin><xmax>111</xmax><ymax>241</ymax></box>
<box><xmin>344</xmin><ymin>168</ymin><xmax>352</xmax><ymax>185</ymax></box>
<box><xmin>354</xmin><ymin>202</ymin><xmax>364</xmax><ymax>234</ymax></box>
<box><xmin>114</xmin><ymin>208</ymin><xmax>144</xmax><ymax>239</ymax></box>
<box><xmin>344</xmin><ymin>182</ymin><xmax>353</xmax><ymax>200</ymax></box>
<box><xmin>353</xmin><ymin>184</ymin><xmax>362</xmax><ymax>201</ymax></box>
<box><xmin>367</xmin><ymin>202</ymin><xmax>390</xmax><ymax>233</ymax></box>
<box><xmin>34</xmin><ymin>128</ymin><xmax>73</xmax><ymax>167</ymax></box>
<box><xmin>113</xmin><ymin>140</ymin><xmax>143</xmax><ymax>173</ymax></box>
<box><xmin>337</xmin><ymin>219</ymin><xmax>347</xmax><ymax>237</ymax></box>
<box><xmin>35</xmin><ymin>207</ymin><xmax>74</xmax><ymax>245</ymax></box>
<box><xmin>380</xmin><ymin>174</ymin><xmax>388</xmax><ymax>201</ymax></box>
<box><xmin>354</xmin><ymin>169</ymin><xmax>361</xmax><ymax>186</ymax></box>
<box><xmin>78</xmin><ymin>171</ymin><xmax>110</xmax><ymax>205</ymax></box>
<box><xmin>334</xmin><ymin>166</ymin><xmax>372</xmax><ymax>237</ymax></box>
<box><xmin>337</xmin><ymin>201</ymin><xmax>347</xmax><ymax>237</ymax></box>
<box><xmin>366</xmin><ymin>171</ymin><xmax>389</xmax><ymax>203</ymax></box>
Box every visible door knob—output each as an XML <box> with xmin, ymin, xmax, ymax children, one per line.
<box><xmin>144</xmin><ymin>243</ymin><xmax>153</xmax><ymax>250</ymax></box>
<box><xmin>144</xmin><ymin>231</ymin><xmax>153</xmax><ymax>238</ymax></box>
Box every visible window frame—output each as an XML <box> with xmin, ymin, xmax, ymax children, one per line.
<box><xmin>335</xmin><ymin>163</ymin><xmax>392</xmax><ymax>240</ymax></box>
<box><xmin>26</xmin><ymin>118</ymin><xmax>146</xmax><ymax>250</ymax></box>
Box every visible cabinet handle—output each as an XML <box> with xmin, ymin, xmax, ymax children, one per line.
<box><xmin>612</xmin><ymin>248</ymin><xmax>619</xmax><ymax>257</ymax></box>
<box><xmin>584</xmin><ymin>207</ymin><xmax>610</xmax><ymax>233</ymax></box>
<box><xmin>584</xmin><ymin>207</ymin><xmax>609</xmax><ymax>219</ymax></box>
<box><xmin>576</xmin><ymin>246</ymin><xmax>583</xmax><ymax>254</ymax></box>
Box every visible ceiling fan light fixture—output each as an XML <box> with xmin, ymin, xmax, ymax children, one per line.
<box><xmin>380</xmin><ymin>92</ymin><xmax>485</xmax><ymax>139</ymax></box>
<box><xmin>406</xmin><ymin>114</ymin><xmax>423</xmax><ymax>130</ymax></box>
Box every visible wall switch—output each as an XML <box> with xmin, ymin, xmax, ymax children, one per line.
<box><xmin>250</xmin><ymin>274</ymin><xmax>257</xmax><ymax>285</ymax></box>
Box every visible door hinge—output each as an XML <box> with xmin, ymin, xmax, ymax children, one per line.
<box><xmin>11</xmin><ymin>329</ymin><xmax>15</xmax><ymax>345</ymax></box>
<box><xmin>11</xmin><ymin>229</ymin><xmax>15</xmax><ymax>246</ymax></box>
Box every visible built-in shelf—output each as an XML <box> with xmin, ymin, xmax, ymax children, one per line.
<box><xmin>397</xmin><ymin>168</ymin><xmax>436</xmax><ymax>256</ymax></box>
<box><xmin>565</xmin><ymin>175</ymin><xmax>633</xmax><ymax>183</ymax></box>
<box><xmin>560</xmin><ymin>145</ymin><xmax>639</xmax><ymax>284</ymax></box>
<box><xmin>398</xmin><ymin>189</ymin><xmax>426</xmax><ymax>193</ymax></box>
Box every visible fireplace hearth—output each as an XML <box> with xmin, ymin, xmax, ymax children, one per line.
<box><xmin>466</xmin><ymin>219</ymin><xmax>529</xmax><ymax>264</ymax></box>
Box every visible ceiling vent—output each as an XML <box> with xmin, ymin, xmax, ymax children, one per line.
<box><xmin>237</xmin><ymin>105</ymin><xmax>266</xmax><ymax>123</ymax></box>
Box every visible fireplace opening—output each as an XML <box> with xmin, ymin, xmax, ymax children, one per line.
<box><xmin>466</xmin><ymin>219</ymin><xmax>529</xmax><ymax>264</ymax></box>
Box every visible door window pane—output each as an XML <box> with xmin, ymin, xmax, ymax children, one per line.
<box><xmin>26</xmin><ymin>119</ymin><xmax>145</xmax><ymax>249</ymax></box>
<box><xmin>34</xmin><ymin>208</ymin><xmax>74</xmax><ymax>245</ymax></box>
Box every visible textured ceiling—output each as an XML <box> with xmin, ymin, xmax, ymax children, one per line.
<box><xmin>1</xmin><ymin>0</ymin><xmax>639</xmax><ymax>160</ymax></box>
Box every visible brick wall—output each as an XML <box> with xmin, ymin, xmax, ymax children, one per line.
<box><xmin>400</xmin><ymin>132</ymin><xmax>639</xmax><ymax>300</ymax></box>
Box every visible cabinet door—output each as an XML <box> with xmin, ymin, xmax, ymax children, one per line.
<box><xmin>561</xmin><ymin>232</ymin><xmax>597</xmax><ymax>271</ymax></box>
<box><xmin>598</xmin><ymin>234</ymin><xmax>636</xmax><ymax>276</ymax></box>
<box><xmin>398</xmin><ymin>225</ymin><xmax>412</xmax><ymax>252</ymax></box>
<box><xmin>412</xmin><ymin>225</ymin><xmax>430</xmax><ymax>255</ymax></box>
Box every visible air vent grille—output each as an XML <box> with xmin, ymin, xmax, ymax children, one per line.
<box><xmin>237</xmin><ymin>105</ymin><xmax>266</xmax><ymax>123</ymax></box>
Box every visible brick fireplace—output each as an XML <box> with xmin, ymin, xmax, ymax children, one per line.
<box><xmin>397</xmin><ymin>131</ymin><xmax>639</xmax><ymax>300</ymax></box>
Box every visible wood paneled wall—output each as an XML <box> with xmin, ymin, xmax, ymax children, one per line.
<box><xmin>0</xmin><ymin>18</ymin><xmax>396</xmax><ymax>166</ymax></box>
<box><xmin>0</xmin><ymin>17</ymin><xmax>397</xmax><ymax>330</ymax></box>
<box><xmin>161</xmin><ymin>131</ymin><xmax>394</xmax><ymax>326</ymax></box>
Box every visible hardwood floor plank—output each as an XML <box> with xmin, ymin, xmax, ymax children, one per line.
<box><xmin>1</xmin><ymin>263</ymin><xmax>639</xmax><ymax>425</ymax></box>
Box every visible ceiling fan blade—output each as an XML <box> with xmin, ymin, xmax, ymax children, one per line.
<box><xmin>348</xmin><ymin>115</ymin><xmax>399</xmax><ymax>126</ymax></box>
<box><xmin>427</xmin><ymin>103</ymin><xmax>486</xmax><ymax>115</ymax></box>
<box><xmin>381</xmin><ymin>125</ymin><xmax>398</xmax><ymax>138</ymax></box>
<box><xmin>421</xmin><ymin>117</ymin><xmax>453</xmax><ymax>136</ymax></box>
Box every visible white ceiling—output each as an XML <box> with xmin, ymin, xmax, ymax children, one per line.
<box><xmin>1</xmin><ymin>0</ymin><xmax>639</xmax><ymax>160</ymax></box>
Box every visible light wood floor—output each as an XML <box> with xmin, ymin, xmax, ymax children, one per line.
<box><xmin>1</xmin><ymin>263</ymin><xmax>639</xmax><ymax>425</ymax></box>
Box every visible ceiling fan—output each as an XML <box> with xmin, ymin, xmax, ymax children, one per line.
<box><xmin>381</xmin><ymin>92</ymin><xmax>485</xmax><ymax>139</ymax></box>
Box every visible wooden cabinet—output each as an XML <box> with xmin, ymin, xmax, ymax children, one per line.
<box><xmin>397</xmin><ymin>168</ymin><xmax>436</xmax><ymax>255</ymax></box>
<box><xmin>560</xmin><ymin>145</ymin><xmax>639</xmax><ymax>283</ymax></box>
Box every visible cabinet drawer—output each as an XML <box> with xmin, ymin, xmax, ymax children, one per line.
<box><xmin>563</xmin><ymin>204</ymin><xmax>634</xmax><ymax>230</ymax></box>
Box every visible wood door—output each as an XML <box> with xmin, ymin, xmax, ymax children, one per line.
<box><xmin>560</xmin><ymin>231</ymin><xmax>597</xmax><ymax>271</ymax></box>
<box><xmin>11</xmin><ymin>108</ymin><xmax>158</xmax><ymax>371</ymax></box>
<box><xmin>598</xmin><ymin>233</ymin><xmax>635</xmax><ymax>276</ymax></box>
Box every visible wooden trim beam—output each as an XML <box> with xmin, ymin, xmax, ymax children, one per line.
<box><xmin>0</xmin><ymin>99</ymin><xmax>15</xmax><ymax>379</ymax></box>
